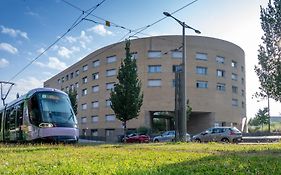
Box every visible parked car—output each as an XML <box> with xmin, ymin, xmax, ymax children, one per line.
<box><xmin>192</xmin><ymin>127</ymin><xmax>242</xmax><ymax>143</ymax></box>
<box><xmin>123</xmin><ymin>133</ymin><xmax>150</xmax><ymax>143</ymax></box>
<box><xmin>153</xmin><ymin>130</ymin><xmax>191</xmax><ymax>142</ymax></box>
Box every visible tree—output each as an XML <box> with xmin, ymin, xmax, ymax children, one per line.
<box><xmin>249</xmin><ymin>107</ymin><xmax>269</xmax><ymax>131</ymax></box>
<box><xmin>110</xmin><ymin>40</ymin><xmax>143</xmax><ymax>140</ymax></box>
<box><xmin>254</xmin><ymin>0</ymin><xmax>281</xmax><ymax>101</ymax></box>
<box><xmin>67</xmin><ymin>89</ymin><xmax>78</xmax><ymax>115</ymax></box>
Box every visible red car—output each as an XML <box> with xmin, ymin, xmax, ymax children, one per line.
<box><xmin>124</xmin><ymin>133</ymin><xmax>150</xmax><ymax>143</ymax></box>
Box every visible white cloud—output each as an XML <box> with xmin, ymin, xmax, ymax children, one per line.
<box><xmin>58</xmin><ymin>46</ymin><xmax>72</xmax><ymax>58</ymax></box>
<box><xmin>35</xmin><ymin>57</ymin><xmax>67</xmax><ymax>71</ymax></box>
<box><xmin>57</xmin><ymin>46</ymin><xmax>80</xmax><ymax>59</ymax></box>
<box><xmin>64</xmin><ymin>31</ymin><xmax>93</xmax><ymax>45</ymax></box>
<box><xmin>2</xmin><ymin>77</ymin><xmax>44</xmax><ymax>106</ymax></box>
<box><xmin>0</xmin><ymin>58</ymin><xmax>9</xmax><ymax>68</ymax></box>
<box><xmin>0</xmin><ymin>43</ymin><xmax>18</xmax><ymax>54</ymax></box>
<box><xmin>87</xmin><ymin>24</ymin><xmax>113</xmax><ymax>36</ymax></box>
<box><xmin>65</xmin><ymin>36</ymin><xmax>77</xmax><ymax>43</ymax></box>
<box><xmin>0</xmin><ymin>25</ymin><xmax>29</xmax><ymax>39</ymax></box>
<box><xmin>37</xmin><ymin>47</ymin><xmax>45</xmax><ymax>54</ymax></box>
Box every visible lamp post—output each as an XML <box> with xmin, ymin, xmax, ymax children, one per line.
<box><xmin>163</xmin><ymin>12</ymin><xmax>200</xmax><ymax>142</ymax></box>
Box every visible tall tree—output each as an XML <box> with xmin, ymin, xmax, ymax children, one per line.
<box><xmin>67</xmin><ymin>89</ymin><xmax>78</xmax><ymax>115</ymax></box>
<box><xmin>251</xmin><ymin>107</ymin><xmax>269</xmax><ymax>131</ymax></box>
<box><xmin>110</xmin><ymin>40</ymin><xmax>143</xmax><ymax>140</ymax></box>
<box><xmin>255</xmin><ymin>0</ymin><xmax>281</xmax><ymax>101</ymax></box>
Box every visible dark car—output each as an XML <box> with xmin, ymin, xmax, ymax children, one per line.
<box><xmin>192</xmin><ymin>127</ymin><xmax>242</xmax><ymax>143</ymax></box>
<box><xmin>123</xmin><ymin>133</ymin><xmax>150</xmax><ymax>143</ymax></box>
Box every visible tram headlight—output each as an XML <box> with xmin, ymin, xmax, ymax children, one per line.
<box><xmin>39</xmin><ymin>123</ymin><xmax>54</xmax><ymax>128</ymax></box>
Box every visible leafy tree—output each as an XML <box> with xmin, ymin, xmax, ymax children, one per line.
<box><xmin>67</xmin><ymin>89</ymin><xmax>78</xmax><ymax>115</ymax></box>
<box><xmin>110</xmin><ymin>40</ymin><xmax>143</xmax><ymax>140</ymax></box>
<box><xmin>249</xmin><ymin>107</ymin><xmax>269</xmax><ymax>131</ymax></box>
<box><xmin>254</xmin><ymin>0</ymin><xmax>281</xmax><ymax>101</ymax></box>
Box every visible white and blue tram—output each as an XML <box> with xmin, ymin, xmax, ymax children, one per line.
<box><xmin>0</xmin><ymin>88</ymin><xmax>79</xmax><ymax>143</ymax></box>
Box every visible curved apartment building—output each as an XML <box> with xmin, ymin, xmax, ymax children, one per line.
<box><xmin>44</xmin><ymin>35</ymin><xmax>246</xmax><ymax>141</ymax></box>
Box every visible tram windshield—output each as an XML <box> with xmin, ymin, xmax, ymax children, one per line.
<box><xmin>28</xmin><ymin>91</ymin><xmax>77</xmax><ymax>127</ymax></box>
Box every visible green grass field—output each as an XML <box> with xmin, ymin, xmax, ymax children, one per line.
<box><xmin>1</xmin><ymin>142</ymin><xmax>281</xmax><ymax>174</ymax></box>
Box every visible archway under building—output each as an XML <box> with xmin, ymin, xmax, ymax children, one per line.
<box><xmin>149</xmin><ymin>111</ymin><xmax>215</xmax><ymax>134</ymax></box>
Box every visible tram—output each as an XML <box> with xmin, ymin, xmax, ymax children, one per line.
<box><xmin>0</xmin><ymin>88</ymin><xmax>79</xmax><ymax>143</ymax></box>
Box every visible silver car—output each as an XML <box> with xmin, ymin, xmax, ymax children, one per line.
<box><xmin>192</xmin><ymin>127</ymin><xmax>242</xmax><ymax>143</ymax></box>
<box><xmin>153</xmin><ymin>130</ymin><xmax>191</xmax><ymax>142</ymax></box>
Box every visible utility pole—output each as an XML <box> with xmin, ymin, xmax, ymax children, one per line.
<box><xmin>163</xmin><ymin>12</ymin><xmax>200</xmax><ymax>142</ymax></box>
<box><xmin>0</xmin><ymin>81</ymin><xmax>15</xmax><ymax>106</ymax></box>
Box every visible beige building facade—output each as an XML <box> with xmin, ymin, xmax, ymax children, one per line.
<box><xmin>44</xmin><ymin>35</ymin><xmax>246</xmax><ymax>142</ymax></box>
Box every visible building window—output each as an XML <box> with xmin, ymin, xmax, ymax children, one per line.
<box><xmin>81</xmin><ymin>103</ymin><xmax>87</xmax><ymax>110</ymax></box>
<box><xmin>148</xmin><ymin>79</ymin><xmax>162</xmax><ymax>87</ymax></box>
<box><xmin>106</xmin><ymin>69</ymin><xmax>116</xmax><ymax>77</ymax></box>
<box><xmin>75</xmin><ymin>70</ymin><xmax>79</xmax><ymax>77</ymax></box>
<box><xmin>82</xmin><ymin>88</ymin><xmax>87</xmax><ymax>96</ymax></box>
<box><xmin>196</xmin><ymin>81</ymin><xmax>208</xmax><ymax>88</ymax></box>
<box><xmin>105</xmin><ymin>114</ymin><xmax>116</xmax><ymax>121</ymax></box>
<box><xmin>66</xmin><ymin>86</ymin><xmax>69</xmax><ymax>92</ymax></box>
<box><xmin>241</xmin><ymin>66</ymin><xmax>244</xmax><ymax>72</ymax></box>
<box><xmin>82</xmin><ymin>76</ymin><xmax>88</xmax><ymax>84</ymax></box>
<box><xmin>171</xmin><ymin>51</ymin><xmax>182</xmax><ymax>59</ymax></box>
<box><xmin>217</xmin><ymin>69</ymin><xmax>225</xmax><ymax>77</ymax></box>
<box><xmin>232</xmin><ymin>99</ymin><xmax>238</xmax><ymax>107</ymax></box>
<box><xmin>70</xmin><ymin>72</ymin><xmax>74</xmax><ymax>79</ymax></box>
<box><xmin>82</xmin><ymin>65</ymin><xmax>88</xmax><ymax>72</ymax></box>
<box><xmin>92</xmin><ymin>72</ymin><xmax>99</xmax><ymax>80</ymax></box>
<box><xmin>107</xmin><ymin>55</ymin><xmax>117</xmax><ymax>63</ymax></box>
<box><xmin>105</xmin><ymin>129</ymin><xmax>115</xmax><ymax>136</ymax></box>
<box><xmin>231</xmin><ymin>60</ymin><xmax>237</xmax><ymax>68</ymax></box>
<box><xmin>106</xmin><ymin>99</ymin><xmax>112</xmax><ymax>107</ymax></box>
<box><xmin>232</xmin><ymin>73</ymin><xmax>238</xmax><ymax>81</ymax></box>
<box><xmin>81</xmin><ymin>117</ymin><xmax>87</xmax><ymax>124</ymax></box>
<box><xmin>131</xmin><ymin>52</ymin><xmax>138</xmax><ymax>59</ymax></box>
<box><xmin>241</xmin><ymin>89</ymin><xmax>245</xmax><ymax>96</ymax></box>
<box><xmin>75</xmin><ymin>82</ymin><xmax>79</xmax><ymax>89</ymax></box>
<box><xmin>242</xmin><ymin>101</ymin><xmax>245</xmax><ymax>108</ymax></box>
<box><xmin>216</xmin><ymin>56</ymin><xmax>225</xmax><ymax>64</ymax></box>
<box><xmin>66</xmin><ymin>75</ymin><xmax>69</xmax><ymax>81</ymax></box>
<box><xmin>93</xmin><ymin>60</ymin><xmax>100</xmax><ymax>67</ymax></box>
<box><xmin>172</xmin><ymin>65</ymin><xmax>182</xmax><ymax>72</ymax></box>
<box><xmin>216</xmin><ymin>83</ymin><xmax>226</xmax><ymax>91</ymax></box>
<box><xmin>57</xmin><ymin>79</ymin><xmax>61</xmax><ymax>84</ymax></box>
<box><xmin>70</xmin><ymin>84</ymin><xmax>74</xmax><ymax>91</ymax></box>
<box><xmin>92</xmin><ymin>85</ymin><xmax>99</xmax><ymax>93</ymax></box>
<box><xmin>241</xmin><ymin>77</ymin><xmax>245</xmax><ymax>85</ymax></box>
<box><xmin>148</xmin><ymin>65</ymin><xmax>161</xmax><ymax>73</ymax></box>
<box><xmin>196</xmin><ymin>53</ymin><xmax>207</xmax><ymax>60</ymax></box>
<box><xmin>106</xmin><ymin>82</ymin><xmax>115</xmax><ymax>90</ymax></box>
<box><xmin>92</xmin><ymin>101</ymin><xmax>99</xmax><ymax>109</ymax></box>
<box><xmin>232</xmin><ymin>86</ymin><xmax>238</xmax><ymax>94</ymax></box>
<box><xmin>62</xmin><ymin>77</ymin><xmax>65</xmax><ymax>83</ymax></box>
<box><xmin>196</xmin><ymin>66</ymin><xmax>208</xmax><ymax>75</ymax></box>
<box><xmin>91</xmin><ymin>129</ymin><xmax>98</xmax><ymax>136</ymax></box>
<box><xmin>148</xmin><ymin>50</ymin><xmax>161</xmax><ymax>58</ymax></box>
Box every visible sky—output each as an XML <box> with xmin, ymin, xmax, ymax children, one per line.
<box><xmin>0</xmin><ymin>0</ymin><xmax>278</xmax><ymax>119</ymax></box>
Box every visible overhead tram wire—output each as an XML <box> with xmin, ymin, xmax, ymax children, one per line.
<box><xmin>132</xmin><ymin>0</ymin><xmax>199</xmax><ymax>37</ymax></box>
<box><xmin>57</xmin><ymin>0</ymin><xmax>200</xmax><ymax>69</ymax></box>
<box><xmin>8</xmin><ymin>0</ymin><xmax>107</xmax><ymax>82</ymax></box>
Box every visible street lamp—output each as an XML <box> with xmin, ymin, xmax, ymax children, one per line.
<box><xmin>163</xmin><ymin>12</ymin><xmax>201</xmax><ymax>142</ymax></box>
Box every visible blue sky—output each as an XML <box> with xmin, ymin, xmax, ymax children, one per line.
<box><xmin>0</xmin><ymin>0</ymin><xmax>276</xmax><ymax>119</ymax></box>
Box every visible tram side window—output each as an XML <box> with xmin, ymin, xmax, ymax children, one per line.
<box><xmin>16</xmin><ymin>103</ymin><xmax>24</xmax><ymax>127</ymax></box>
<box><xmin>0</xmin><ymin>111</ymin><xmax>2</xmax><ymax>130</ymax></box>
<box><xmin>28</xmin><ymin>96</ymin><xmax>41</xmax><ymax>125</ymax></box>
<box><xmin>5</xmin><ymin>109</ymin><xmax>11</xmax><ymax>130</ymax></box>
<box><xmin>9</xmin><ymin>107</ymin><xmax>16</xmax><ymax>130</ymax></box>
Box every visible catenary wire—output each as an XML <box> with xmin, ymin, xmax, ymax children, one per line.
<box><xmin>8</xmin><ymin>0</ymin><xmax>107</xmax><ymax>81</ymax></box>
